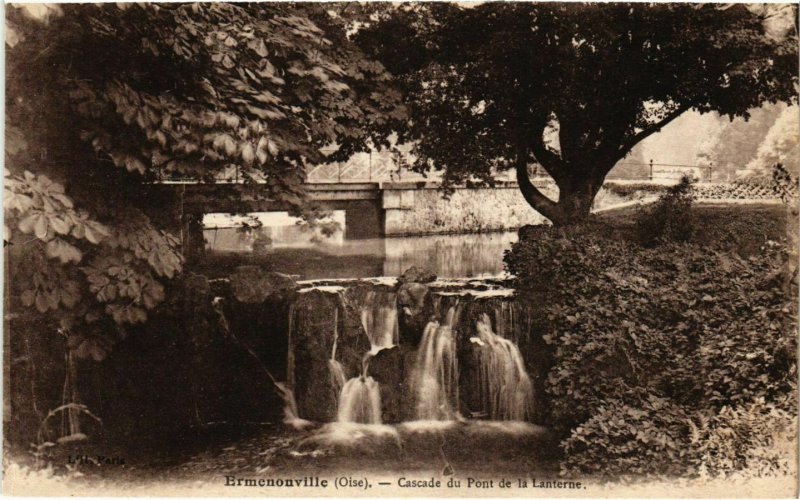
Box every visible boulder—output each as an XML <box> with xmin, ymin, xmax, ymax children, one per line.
<box><xmin>368</xmin><ymin>345</ymin><xmax>418</xmax><ymax>423</ymax></box>
<box><xmin>229</xmin><ymin>266</ymin><xmax>297</xmax><ymax>303</ymax></box>
<box><xmin>396</xmin><ymin>282</ymin><xmax>434</xmax><ymax>347</ymax></box>
<box><xmin>397</xmin><ymin>266</ymin><xmax>437</xmax><ymax>285</ymax></box>
<box><xmin>290</xmin><ymin>289</ymin><xmax>371</xmax><ymax>422</ymax></box>
<box><xmin>288</xmin><ymin>291</ymin><xmax>340</xmax><ymax>422</ymax></box>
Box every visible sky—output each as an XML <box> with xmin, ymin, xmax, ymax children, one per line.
<box><xmin>638</xmin><ymin>112</ymin><xmax>726</xmax><ymax>166</ymax></box>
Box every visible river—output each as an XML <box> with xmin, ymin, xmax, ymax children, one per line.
<box><xmin>203</xmin><ymin>219</ymin><xmax>518</xmax><ymax>280</ymax></box>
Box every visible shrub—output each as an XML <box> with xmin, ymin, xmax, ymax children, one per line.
<box><xmin>688</xmin><ymin>399</ymin><xmax>797</xmax><ymax>479</ymax></box>
<box><xmin>604</xmin><ymin>183</ymin><xmax>670</xmax><ymax>197</ymax></box>
<box><xmin>561</xmin><ymin>396</ymin><xmax>691</xmax><ymax>477</ymax></box>
<box><xmin>772</xmin><ymin>163</ymin><xmax>799</xmax><ymax>204</ymax></box>
<box><xmin>505</xmin><ymin>211</ymin><xmax>797</xmax><ymax>477</ymax></box>
<box><xmin>635</xmin><ymin>175</ymin><xmax>695</xmax><ymax>246</ymax></box>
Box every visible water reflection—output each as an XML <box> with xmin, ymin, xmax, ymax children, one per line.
<box><xmin>382</xmin><ymin>232</ymin><xmax>517</xmax><ymax>278</ymax></box>
<box><xmin>204</xmin><ymin>228</ymin><xmax>518</xmax><ymax>280</ymax></box>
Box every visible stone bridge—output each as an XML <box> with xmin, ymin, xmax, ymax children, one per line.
<box><xmin>155</xmin><ymin>180</ymin><xmax>551</xmax><ymax>246</ymax></box>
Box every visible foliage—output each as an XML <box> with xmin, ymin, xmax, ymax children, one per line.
<box><xmin>688</xmin><ymin>399</ymin><xmax>797</xmax><ymax>479</ymax></box>
<box><xmin>361</xmin><ymin>3</ymin><xmax>799</xmax><ymax>224</ymax></box>
<box><xmin>692</xmin><ymin>104</ymin><xmax>783</xmax><ymax>180</ymax></box>
<box><xmin>747</xmin><ymin>106</ymin><xmax>800</xmax><ymax>175</ymax></box>
<box><xmin>505</xmin><ymin>207</ymin><xmax>797</xmax><ymax>477</ymax></box>
<box><xmin>7</xmin><ymin>4</ymin><xmax>403</xmax><ymax>181</ymax></box>
<box><xmin>562</xmin><ymin>396</ymin><xmax>691</xmax><ymax>477</ymax></box>
<box><xmin>771</xmin><ymin>163</ymin><xmax>799</xmax><ymax>204</ymax></box>
<box><xmin>604</xmin><ymin>182</ymin><xmax>670</xmax><ymax>197</ymax></box>
<box><xmin>5</xmin><ymin>4</ymin><xmax>403</xmax><ymax>361</ymax></box>
<box><xmin>635</xmin><ymin>176</ymin><xmax>695</xmax><ymax>246</ymax></box>
<box><xmin>4</xmin><ymin>169</ymin><xmax>181</xmax><ymax>359</ymax></box>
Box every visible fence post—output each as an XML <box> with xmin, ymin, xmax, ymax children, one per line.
<box><xmin>397</xmin><ymin>151</ymin><xmax>402</xmax><ymax>181</ymax></box>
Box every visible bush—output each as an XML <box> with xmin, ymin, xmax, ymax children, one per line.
<box><xmin>635</xmin><ymin>175</ymin><xmax>695</xmax><ymax>246</ymax></box>
<box><xmin>688</xmin><ymin>399</ymin><xmax>797</xmax><ymax>479</ymax></box>
<box><xmin>772</xmin><ymin>163</ymin><xmax>799</xmax><ymax>204</ymax></box>
<box><xmin>505</xmin><ymin>212</ymin><xmax>797</xmax><ymax>478</ymax></box>
<box><xmin>604</xmin><ymin>183</ymin><xmax>670</xmax><ymax>197</ymax></box>
<box><xmin>562</xmin><ymin>396</ymin><xmax>691</xmax><ymax>477</ymax></box>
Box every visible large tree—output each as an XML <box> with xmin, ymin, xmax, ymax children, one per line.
<box><xmin>359</xmin><ymin>3</ymin><xmax>798</xmax><ymax>225</ymax></box>
<box><xmin>747</xmin><ymin>105</ymin><xmax>800</xmax><ymax>175</ymax></box>
<box><xmin>5</xmin><ymin>3</ymin><xmax>404</xmax><ymax>360</ymax></box>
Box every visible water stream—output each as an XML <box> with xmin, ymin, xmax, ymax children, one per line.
<box><xmin>411</xmin><ymin>309</ymin><xmax>460</xmax><ymax>421</ymax></box>
<box><xmin>358</xmin><ymin>290</ymin><xmax>398</xmax><ymax>353</ymax></box>
<box><xmin>285</xmin><ymin>285</ymin><xmax>536</xmax><ymax>427</ymax></box>
<box><xmin>336</xmin><ymin>376</ymin><xmax>382</xmax><ymax>424</ymax></box>
<box><xmin>473</xmin><ymin>313</ymin><xmax>534</xmax><ymax>421</ymax></box>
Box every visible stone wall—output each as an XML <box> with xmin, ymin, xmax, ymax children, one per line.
<box><xmin>382</xmin><ymin>182</ymin><xmax>555</xmax><ymax>236</ymax></box>
<box><xmin>380</xmin><ymin>181</ymin><xmax>660</xmax><ymax>236</ymax></box>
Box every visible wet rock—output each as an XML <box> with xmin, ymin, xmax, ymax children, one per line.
<box><xmin>458</xmin><ymin>342</ymin><xmax>485</xmax><ymax>418</ymax></box>
<box><xmin>368</xmin><ymin>345</ymin><xmax>414</xmax><ymax>423</ymax></box>
<box><xmin>397</xmin><ymin>266</ymin><xmax>437</xmax><ymax>285</ymax></box>
<box><xmin>290</xmin><ymin>290</ymin><xmax>371</xmax><ymax>422</ymax></box>
<box><xmin>397</xmin><ymin>282</ymin><xmax>434</xmax><ymax>347</ymax></box>
<box><xmin>229</xmin><ymin>266</ymin><xmax>297</xmax><ymax>303</ymax></box>
<box><xmin>289</xmin><ymin>291</ymin><xmax>339</xmax><ymax>422</ymax></box>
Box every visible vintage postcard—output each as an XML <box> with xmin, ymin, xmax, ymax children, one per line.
<box><xmin>3</xmin><ymin>1</ymin><xmax>798</xmax><ymax>497</ymax></box>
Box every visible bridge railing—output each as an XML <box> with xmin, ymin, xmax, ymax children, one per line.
<box><xmin>305</xmin><ymin>150</ymin><xmax>530</xmax><ymax>183</ymax></box>
<box><xmin>154</xmin><ymin>150</ymin><xmax>527</xmax><ymax>184</ymax></box>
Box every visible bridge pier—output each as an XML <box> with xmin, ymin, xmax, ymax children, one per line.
<box><xmin>182</xmin><ymin>213</ymin><xmax>206</xmax><ymax>263</ymax></box>
<box><xmin>158</xmin><ymin>180</ymin><xmax>546</xmax><ymax>260</ymax></box>
<box><xmin>343</xmin><ymin>200</ymin><xmax>384</xmax><ymax>239</ymax></box>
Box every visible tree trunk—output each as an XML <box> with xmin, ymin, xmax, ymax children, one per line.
<box><xmin>553</xmin><ymin>177</ymin><xmax>598</xmax><ymax>225</ymax></box>
<box><xmin>515</xmin><ymin>147</ymin><xmax>563</xmax><ymax>223</ymax></box>
<box><xmin>516</xmin><ymin>149</ymin><xmax>603</xmax><ymax>226</ymax></box>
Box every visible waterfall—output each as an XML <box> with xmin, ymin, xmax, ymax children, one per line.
<box><xmin>329</xmin><ymin>359</ymin><xmax>347</xmax><ymax>397</ymax></box>
<box><xmin>411</xmin><ymin>307</ymin><xmax>460</xmax><ymax>420</ymax></box>
<box><xmin>495</xmin><ymin>300</ymin><xmax>514</xmax><ymax>340</ymax></box>
<box><xmin>336</xmin><ymin>376</ymin><xmax>382</xmax><ymax>424</ymax></box>
<box><xmin>327</xmin><ymin>307</ymin><xmax>347</xmax><ymax>397</ymax></box>
<box><xmin>473</xmin><ymin>313</ymin><xmax>533</xmax><ymax>421</ymax></box>
<box><xmin>335</xmin><ymin>300</ymin><xmax>384</xmax><ymax>424</ymax></box>
<box><xmin>359</xmin><ymin>290</ymin><xmax>399</xmax><ymax>353</ymax></box>
<box><xmin>284</xmin><ymin>280</ymin><xmax>537</xmax><ymax>427</ymax></box>
<box><xmin>275</xmin><ymin>381</ymin><xmax>313</xmax><ymax>430</ymax></box>
<box><xmin>333</xmin><ymin>355</ymin><xmax>382</xmax><ymax>424</ymax></box>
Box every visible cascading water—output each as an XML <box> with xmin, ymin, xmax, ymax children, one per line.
<box><xmin>494</xmin><ymin>300</ymin><xmax>515</xmax><ymax>340</ymax></box>
<box><xmin>336</xmin><ymin>375</ymin><xmax>382</xmax><ymax>424</ymax></box>
<box><xmin>335</xmin><ymin>296</ymin><xmax>384</xmax><ymax>424</ymax></box>
<box><xmin>473</xmin><ymin>313</ymin><xmax>534</xmax><ymax>421</ymax></box>
<box><xmin>359</xmin><ymin>290</ymin><xmax>399</xmax><ymax>353</ymax></box>
<box><xmin>286</xmin><ymin>281</ymin><xmax>537</xmax><ymax>428</ymax></box>
<box><xmin>411</xmin><ymin>306</ymin><xmax>460</xmax><ymax>420</ymax></box>
<box><xmin>335</xmin><ymin>355</ymin><xmax>382</xmax><ymax>424</ymax></box>
<box><xmin>327</xmin><ymin>307</ymin><xmax>347</xmax><ymax>397</ymax></box>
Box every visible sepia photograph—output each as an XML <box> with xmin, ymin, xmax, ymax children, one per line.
<box><xmin>3</xmin><ymin>1</ymin><xmax>799</xmax><ymax>496</ymax></box>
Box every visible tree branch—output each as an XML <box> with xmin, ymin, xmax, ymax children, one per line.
<box><xmin>528</xmin><ymin>128</ymin><xmax>566</xmax><ymax>182</ymax></box>
<box><xmin>613</xmin><ymin>103</ymin><xmax>693</xmax><ymax>162</ymax></box>
<box><xmin>515</xmin><ymin>144</ymin><xmax>560</xmax><ymax>220</ymax></box>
